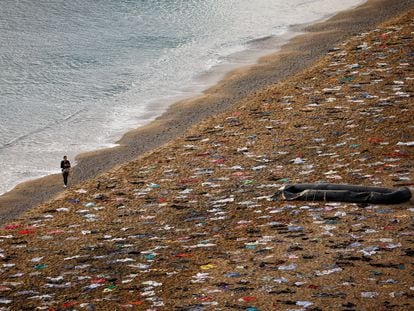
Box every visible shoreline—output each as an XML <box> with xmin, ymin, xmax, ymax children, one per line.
<box><xmin>0</xmin><ymin>0</ymin><xmax>413</xmax><ymax>224</ymax></box>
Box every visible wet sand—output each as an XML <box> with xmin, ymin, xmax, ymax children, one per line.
<box><xmin>0</xmin><ymin>0</ymin><xmax>413</xmax><ymax>223</ymax></box>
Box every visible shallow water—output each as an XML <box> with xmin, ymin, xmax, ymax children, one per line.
<box><xmin>0</xmin><ymin>0</ymin><xmax>364</xmax><ymax>194</ymax></box>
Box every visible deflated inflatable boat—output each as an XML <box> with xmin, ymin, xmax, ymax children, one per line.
<box><xmin>274</xmin><ymin>183</ymin><xmax>412</xmax><ymax>204</ymax></box>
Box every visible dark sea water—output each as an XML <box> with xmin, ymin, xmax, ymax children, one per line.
<box><xmin>0</xmin><ymin>0</ymin><xmax>363</xmax><ymax>194</ymax></box>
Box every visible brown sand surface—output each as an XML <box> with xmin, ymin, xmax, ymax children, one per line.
<box><xmin>1</xmin><ymin>0</ymin><xmax>413</xmax><ymax>224</ymax></box>
<box><xmin>0</xmin><ymin>7</ymin><xmax>413</xmax><ymax>311</ymax></box>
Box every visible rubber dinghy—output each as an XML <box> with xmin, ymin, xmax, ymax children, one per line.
<box><xmin>274</xmin><ymin>183</ymin><xmax>412</xmax><ymax>204</ymax></box>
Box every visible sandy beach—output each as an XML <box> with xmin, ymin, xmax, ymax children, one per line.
<box><xmin>0</xmin><ymin>0</ymin><xmax>413</xmax><ymax>310</ymax></box>
<box><xmin>0</xmin><ymin>0</ymin><xmax>413</xmax><ymax>224</ymax></box>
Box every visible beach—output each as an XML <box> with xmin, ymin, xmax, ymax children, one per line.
<box><xmin>0</xmin><ymin>0</ymin><xmax>412</xmax><ymax>223</ymax></box>
<box><xmin>0</xmin><ymin>0</ymin><xmax>413</xmax><ymax>309</ymax></box>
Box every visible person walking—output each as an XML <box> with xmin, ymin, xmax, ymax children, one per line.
<box><xmin>60</xmin><ymin>155</ymin><xmax>71</xmax><ymax>187</ymax></box>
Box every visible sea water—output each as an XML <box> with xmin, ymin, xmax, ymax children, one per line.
<box><xmin>0</xmin><ymin>0</ymin><xmax>364</xmax><ymax>195</ymax></box>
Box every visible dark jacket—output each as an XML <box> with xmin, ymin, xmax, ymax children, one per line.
<box><xmin>61</xmin><ymin>160</ymin><xmax>71</xmax><ymax>172</ymax></box>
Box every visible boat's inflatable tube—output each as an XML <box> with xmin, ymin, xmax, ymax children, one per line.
<box><xmin>274</xmin><ymin>183</ymin><xmax>412</xmax><ymax>204</ymax></box>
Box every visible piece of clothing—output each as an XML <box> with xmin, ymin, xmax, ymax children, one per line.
<box><xmin>61</xmin><ymin>160</ymin><xmax>71</xmax><ymax>171</ymax></box>
<box><xmin>62</xmin><ymin>171</ymin><xmax>69</xmax><ymax>186</ymax></box>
